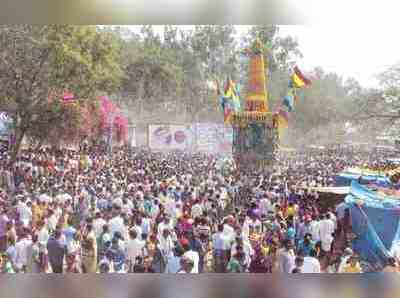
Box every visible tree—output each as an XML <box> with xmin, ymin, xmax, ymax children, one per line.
<box><xmin>0</xmin><ymin>25</ymin><xmax>123</xmax><ymax>162</ymax></box>
<box><xmin>282</xmin><ymin>68</ymin><xmax>362</xmax><ymax>146</ymax></box>
<box><xmin>348</xmin><ymin>63</ymin><xmax>400</xmax><ymax>140</ymax></box>
<box><xmin>27</xmin><ymin>99</ymin><xmax>102</xmax><ymax>148</ymax></box>
<box><xmin>120</xmin><ymin>25</ymin><xmax>184</xmax><ymax>115</ymax></box>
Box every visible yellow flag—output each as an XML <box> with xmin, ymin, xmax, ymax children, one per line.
<box><xmin>292</xmin><ymin>73</ymin><xmax>306</xmax><ymax>88</ymax></box>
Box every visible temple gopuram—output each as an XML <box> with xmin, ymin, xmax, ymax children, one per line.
<box><xmin>231</xmin><ymin>38</ymin><xmax>279</xmax><ymax>172</ymax></box>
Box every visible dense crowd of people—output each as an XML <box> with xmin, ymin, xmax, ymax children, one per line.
<box><xmin>0</xmin><ymin>143</ymin><xmax>398</xmax><ymax>273</ymax></box>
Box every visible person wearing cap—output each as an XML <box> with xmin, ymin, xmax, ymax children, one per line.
<box><xmin>177</xmin><ymin>256</ymin><xmax>194</xmax><ymax>274</ymax></box>
<box><xmin>342</xmin><ymin>255</ymin><xmax>362</xmax><ymax>273</ymax></box>
<box><xmin>338</xmin><ymin>248</ymin><xmax>354</xmax><ymax>273</ymax></box>
<box><xmin>182</xmin><ymin>239</ymin><xmax>199</xmax><ymax>274</ymax></box>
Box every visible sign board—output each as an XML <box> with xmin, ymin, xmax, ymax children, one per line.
<box><xmin>195</xmin><ymin>123</ymin><xmax>233</xmax><ymax>155</ymax></box>
<box><xmin>149</xmin><ymin>124</ymin><xmax>193</xmax><ymax>151</ymax></box>
<box><xmin>129</xmin><ymin>126</ymin><xmax>136</xmax><ymax>147</ymax></box>
<box><xmin>0</xmin><ymin>112</ymin><xmax>13</xmax><ymax>141</ymax></box>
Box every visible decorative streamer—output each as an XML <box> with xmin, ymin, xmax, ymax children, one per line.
<box><xmin>275</xmin><ymin>66</ymin><xmax>312</xmax><ymax>137</ymax></box>
<box><xmin>217</xmin><ymin>77</ymin><xmax>242</xmax><ymax>124</ymax></box>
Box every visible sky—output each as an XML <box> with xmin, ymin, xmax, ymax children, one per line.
<box><xmin>129</xmin><ymin>23</ymin><xmax>400</xmax><ymax>88</ymax></box>
<box><xmin>278</xmin><ymin>25</ymin><xmax>399</xmax><ymax>88</ymax></box>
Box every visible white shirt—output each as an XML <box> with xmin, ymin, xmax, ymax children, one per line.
<box><xmin>158</xmin><ymin>235</ymin><xmax>175</xmax><ymax>259</ymax></box>
<box><xmin>158</xmin><ymin>222</ymin><xmax>173</xmax><ymax>237</ymax></box>
<box><xmin>19</xmin><ymin>205</ymin><xmax>32</xmax><ymax>226</ymax></box>
<box><xmin>132</xmin><ymin>225</ymin><xmax>143</xmax><ymax>241</ymax></box>
<box><xmin>310</xmin><ymin>220</ymin><xmax>321</xmax><ymax>242</ymax></box>
<box><xmin>166</xmin><ymin>255</ymin><xmax>181</xmax><ymax>274</ymax></box>
<box><xmin>223</xmin><ymin>224</ymin><xmax>235</xmax><ymax>244</ymax></box>
<box><xmin>67</xmin><ymin>240</ymin><xmax>80</xmax><ymax>255</ymax></box>
<box><xmin>165</xmin><ymin>198</ymin><xmax>176</xmax><ymax>217</ymax></box>
<box><xmin>38</xmin><ymin>227</ymin><xmax>49</xmax><ymax>247</ymax></box>
<box><xmin>329</xmin><ymin>213</ymin><xmax>337</xmax><ymax>230</ymax></box>
<box><xmin>126</xmin><ymin>238</ymin><xmax>145</xmax><ymax>263</ymax></box>
<box><xmin>141</xmin><ymin>218</ymin><xmax>151</xmax><ymax>235</ymax></box>
<box><xmin>47</xmin><ymin>215</ymin><xmax>58</xmax><ymax>231</ymax></box>
<box><xmin>15</xmin><ymin>237</ymin><xmax>33</xmax><ymax>270</ymax></box>
<box><xmin>259</xmin><ymin>198</ymin><xmax>272</xmax><ymax>216</ymax></box>
<box><xmin>184</xmin><ymin>250</ymin><xmax>200</xmax><ymax>274</ymax></box>
<box><xmin>212</xmin><ymin>232</ymin><xmax>231</xmax><ymax>251</ymax></box>
<box><xmin>319</xmin><ymin>219</ymin><xmax>335</xmax><ymax>243</ymax></box>
<box><xmin>93</xmin><ymin>218</ymin><xmax>107</xmax><ymax>238</ymax></box>
<box><xmin>112</xmin><ymin>197</ymin><xmax>123</xmax><ymax>208</ymax></box>
<box><xmin>109</xmin><ymin>216</ymin><xmax>125</xmax><ymax>238</ymax></box>
<box><xmin>122</xmin><ymin>201</ymin><xmax>133</xmax><ymax>215</ymax></box>
<box><xmin>302</xmin><ymin>256</ymin><xmax>321</xmax><ymax>273</ymax></box>
<box><xmin>191</xmin><ymin>204</ymin><xmax>203</xmax><ymax>219</ymax></box>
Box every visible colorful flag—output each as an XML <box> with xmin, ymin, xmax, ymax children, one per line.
<box><xmin>291</xmin><ymin>66</ymin><xmax>312</xmax><ymax>88</ymax></box>
<box><xmin>220</xmin><ymin>77</ymin><xmax>241</xmax><ymax>124</ymax></box>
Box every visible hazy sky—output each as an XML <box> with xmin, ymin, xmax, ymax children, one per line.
<box><xmin>279</xmin><ymin>25</ymin><xmax>399</xmax><ymax>88</ymax></box>
<box><xmin>129</xmin><ymin>23</ymin><xmax>400</xmax><ymax>88</ymax></box>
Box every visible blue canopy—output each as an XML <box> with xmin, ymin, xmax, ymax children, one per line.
<box><xmin>334</xmin><ymin>172</ymin><xmax>392</xmax><ymax>187</ymax></box>
<box><xmin>345</xmin><ymin>181</ymin><xmax>400</xmax><ymax>269</ymax></box>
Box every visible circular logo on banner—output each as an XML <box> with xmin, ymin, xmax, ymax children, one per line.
<box><xmin>154</xmin><ymin>127</ymin><xmax>172</xmax><ymax>144</ymax></box>
<box><xmin>174</xmin><ymin>131</ymin><xmax>186</xmax><ymax>143</ymax></box>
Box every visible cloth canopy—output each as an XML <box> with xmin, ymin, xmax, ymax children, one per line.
<box><xmin>345</xmin><ymin>181</ymin><xmax>400</xmax><ymax>269</ymax></box>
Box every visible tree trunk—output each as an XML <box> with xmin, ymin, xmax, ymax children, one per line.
<box><xmin>10</xmin><ymin>125</ymin><xmax>26</xmax><ymax>166</ymax></box>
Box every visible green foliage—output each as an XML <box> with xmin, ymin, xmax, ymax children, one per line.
<box><xmin>0</xmin><ymin>25</ymin><xmax>123</xmax><ymax>159</ymax></box>
<box><xmin>4</xmin><ymin>25</ymin><xmax>392</xmax><ymax>150</ymax></box>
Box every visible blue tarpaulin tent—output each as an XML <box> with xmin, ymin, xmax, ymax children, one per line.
<box><xmin>345</xmin><ymin>181</ymin><xmax>400</xmax><ymax>269</ymax></box>
<box><xmin>334</xmin><ymin>172</ymin><xmax>392</xmax><ymax>187</ymax></box>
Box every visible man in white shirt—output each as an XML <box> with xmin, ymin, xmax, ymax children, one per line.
<box><xmin>182</xmin><ymin>242</ymin><xmax>200</xmax><ymax>274</ymax></box>
<box><xmin>191</xmin><ymin>200</ymin><xmax>203</xmax><ymax>219</ymax></box>
<box><xmin>125</xmin><ymin>229</ymin><xmax>145</xmax><ymax>272</ymax></box>
<box><xmin>212</xmin><ymin>224</ymin><xmax>231</xmax><ymax>273</ymax></box>
<box><xmin>301</xmin><ymin>249</ymin><xmax>321</xmax><ymax>273</ymax></box>
<box><xmin>158</xmin><ymin>217</ymin><xmax>173</xmax><ymax>237</ymax></box>
<box><xmin>319</xmin><ymin>213</ymin><xmax>335</xmax><ymax>254</ymax></box>
<box><xmin>93</xmin><ymin>212</ymin><xmax>107</xmax><ymax>239</ymax></box>
<box><xmin>19</xmin><ymin>201</ymin><xmax>32</xmax><ymax>227</ymax></box>
<box><xmin>223</xmin><ymin>216</ymin><xmax>236</xmax><ymax>244</ymax></box>
<box><xmin>14</xmin><ymin>230</ymin><xmax>33</xmax><ymax>272</ymax></box>
<box><xmin>259</xmin><ymin>196</ymin><xmax>272</xmax><ymax>217</ymax></box>
<box><xmin>310</xmin><ymin>216</ymin><xmax>321</xmax><ymax>243</ymax></box>
<box><xmin>158</xmin><ymin>229</ymin><xmax>175</xmax><ymax>272</ymax></box>
<box><xmin>109</xmin><ymin>211</ymin><xmax>126</xmax><ymax>239</ymax></box>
